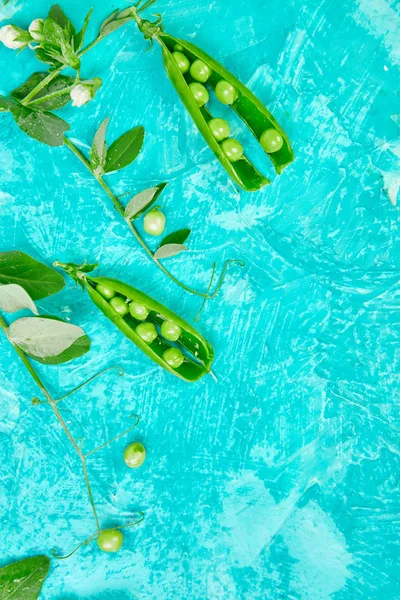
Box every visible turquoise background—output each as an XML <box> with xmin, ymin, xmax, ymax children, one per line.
<box><xmin>1</xmin><ymin>0</ymin><xmax>399</xmax><ymax>598</ymax></box>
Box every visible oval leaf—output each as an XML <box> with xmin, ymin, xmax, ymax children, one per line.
<box><xmin>48</xmin><ymin>4</ymin><xmax>75</xmax><ymax>34</ymax></box>
<box><xmin>0</xmin><ymin>251</ymin><xmax>65</xmax><ymax>300</ymax></box>
<box><xmin>154</xmin><ymin>244</ymin><xmax>188</xmax><ymax>260</ymax></box>
<box><xmin>22</xmin><ymin>315</ymin><xmax>91</xmax><ymax>364</ymax></box>
<box><xmin>104</xmin><ymin>126</ymin><xmax>144</xmax><ymax>173</ymax></box>
<box><xmin>0</xmin><ymin>284</ymin><xmax>38</xmax><ymax>315</ymax></box>
<box><xmin>0</xmin><ymin>555</ymin><xmax>50</xmax><ymax>600</ymax></box>
<box><xmin>124</xmin><ymin>183</ymin><xmax>167</xmax><ymax>221</ymax></box>
<box><xmin>9</xmin><ymin>317</ymin><xmax>86</xmax><ymax>359</ymax></box>
<box><xmin>159</xmin><ymin>228</ymin><xmax>191</xmax><ymax>247</ymax></box>
<box><xmin>10</xmin><ymin>105</ymin><xmax>70</xmax><ymax>147</ymax></box>
<box><xmin>90</xmin><ymin>117</ymin><xmax>109</xmax><ymax>175</ymax></box>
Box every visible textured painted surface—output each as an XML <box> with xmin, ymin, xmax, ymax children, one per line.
<box><xmin>0</xmin><ymin>0</ymin><xmax>399</xmax><ymax>598</ymax></box>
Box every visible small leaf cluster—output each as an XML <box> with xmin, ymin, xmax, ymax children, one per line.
<box><xmin>0</xmin><ymin>251</ymin><xmax>90</xmax><ymax>364</ymax></box>
<box><xmin>0</xmin><ymin>5</ymin><xmax>134</xmax><ymax>146</ymax></box>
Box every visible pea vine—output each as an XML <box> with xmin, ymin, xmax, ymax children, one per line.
<box><xmin>0</xmin><ymin>3</ymin><xmax>244</xmax><ymax>312</ymax></box>
<box><xmin>0</xmin><ymin>251</ymin><xmax>144</xmax><ymax>559</ymax></box>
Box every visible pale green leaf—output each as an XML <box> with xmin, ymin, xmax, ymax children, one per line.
<box><xmin>9</xmin><ymin>317</ymin><xmax>86</xmax><ymax>359</ymax></box>
<box><xmin>153</xmin><ymin>244</ymin><xmax>188</xmax><ymax>260</ymax></box>
<box><xmin>0</xmin><ymin>284</ymin><xmax>38</xmax><ymax>315</ymax></box>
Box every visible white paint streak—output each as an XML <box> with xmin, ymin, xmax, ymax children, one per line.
<box><xmin>354</xmin><ymin>0</ymin><xmax>400</xmax><ymax>65</ymax></box>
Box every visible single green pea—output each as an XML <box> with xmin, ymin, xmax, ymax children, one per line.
<box><xmin>143</xmin><ymin>209</ymin><xmax>166</xmax><ymax>236</ymax></box>
<box><xmin>260</xmin><ymin>128</ymin><xmax>284</xmax><ymax>153</ymax></box>
<box><xmin>124</xmin><ymin>442</ymin><xmax>146</xmax><ymax>468</ymax></box>
<box><xmin>174</xmin><ymin>43</ymin><xmax>184</xmax><ymax>52</ymax></box>
<box><xmin>109</xmin><ymin>296</ymin><xmax>129</xmax><ymax>316</ymax></box>
<box><xmin>129</xmin><ymin>301</ymin><xmax>149</xmax><ymax>321</ymax></box>
<box><xmin>163</xmin><ymin>347</ymin><xmax>184</xmax><ymax>368</ymax></box>
<box><xmin>161</xmin><ymin>320</ymin><xmax>182</xmax><ymax>342</ymax></box>
<box><xmin>97</xmin><ymin>529</ymin><xmax>123</xmax><ymax>553</ymax></box>
<box><xmin>96</xmin><ymin>284</ymin><xmax>116</xmax><ymax>300</ymax></box>
<box><xmin>215</xmin><ymin>80</ymin><xmax>238</xmax><ymax>105</ymax></box>
<box><xmin>221</xmin><ymin>138</ymin><xmax>244</xmax><ymax>162</ymax></box>
<box><xmin>208</xmin><ymin>118</ymin><xmax>230</xmax><ymax>142</ymax></box>
<box><xmin>190</xmin><ymin>59</ymin><xmax>212</xmax><ymax>83</ymax></box>
<box><xmin>136</xmin><ymin>322</ymin><xmax>158</xmax><ymax>343</ymax></box>
<box><xmin>189</xmin><ymin>82</ymin><xmax>209</xmax><ymax>107</ymax></box>
<box><xmin>172</xmin><ymin>51</ymin><xmax>190</xmax><ymax>74</ymax></box>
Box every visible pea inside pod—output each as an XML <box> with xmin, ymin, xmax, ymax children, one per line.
<box><xmin>55</xmin><ymin>263</ymin><xmax>214</xmax><ymax>382</ymax></box>
<box><xmin>130</xmin><ymin>9</ymin><xmax>294</xmax><ymax>191</ymax></box>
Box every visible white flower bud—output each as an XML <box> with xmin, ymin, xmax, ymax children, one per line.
<box><xmin>0</xmin><ymin>24</ymin><xmax>26</xmax><ymax>50</ymax></box>
<box><xmin>70</xmin><ymin>84</ymin><xmax>92</xmax><ymax>108</ymax></box>
<box><xmin>29</xmin><ymin>19</ymin><xmax>44</xmax><ymax>41</ymax></box>
<box><xmin>70</xmin><ymin>79</ymin><xmax>102</xmax><ymax>108</ymax></box>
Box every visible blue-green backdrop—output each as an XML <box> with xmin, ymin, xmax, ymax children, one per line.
<box><xmin>0</xmin><ymin>0</ymin><xmax>399</xmax><ymax>598</ymax></box>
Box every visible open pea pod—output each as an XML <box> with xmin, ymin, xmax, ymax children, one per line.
<box><xmin>130</xmin><ymin>6</ymin><xmax>294</xmax><ymax>191</ymax></box>
<box><xmin>55</xmin><ymin>262</ymin><xmax>214</xmax><ymax>382</ymax></box>
<box><xmin>160</xmin><ymin>33</ymin><xmax>294</xmax><ymax>177</ymax></box>
<box><xmin>158</xmin><ymin>35</ymin><xmax>269</xmax><ymax>192</ymax></box>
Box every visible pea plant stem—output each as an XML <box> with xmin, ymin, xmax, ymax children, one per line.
<box><xmin>63</xmin><ymin>136</ymin><xmax>210</xmax><ymax>298</ymax></box>
<box><xmin>0</xmin><ymin>313</ymin><xmax>101</xmax><ymax>532</ymax></box>
<box><xmin>62</xmin><ymin>136</ymin><xmax>241</xmax><ymax>302</ymax></box>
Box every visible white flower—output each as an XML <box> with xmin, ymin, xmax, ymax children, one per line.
<box><xmin>70</xmin><ymin>84</ymin><xmax>92</xmax><ymax>108</ymax></box>
<box><xmin>0</xmin><ymin>24</ymin><xmax>26</xmax><ymax>50</ymax></box>
<box><xmin>70</xmin><ymin>78</ymin><xmax>102</xmax><ymax>108</ymax></box>
<box><xmin>28</xmin><ymin>19</ymin><xmax>44</xmax><ymax>41</ymax></box>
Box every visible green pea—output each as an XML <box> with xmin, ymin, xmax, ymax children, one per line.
<box><xmin>208</xmin><ymin>118</ymin><xmax>230</xmax><ymax>142</ymax></box>
<box><xmin>136</xmin><ymin>322</ymin><xmax>158</xmax><ymax>343</ymax></box>
<box><xmin>215</xmin><ymin>80</ymin><xmax>238</xmax><ymax>105</ymax></box>
<box><xmin>174</xmin><ymin>43</ymin><xmax>184</xmax><ymax>52</ymax></box>
<box><xmin>143</xmin><ymin>209</ymin><xmax>166</xmax><ymax>236</ymax></box>
<box><xmin>161</xmin><ymin>320</ymin><xmax>182</xmax><ymax>342</ymax></box>
<box><xmin>172</xmin><ymin>51</ymin><xmax>190</xmax><ymax>74</ymax></box>
<box><xmin>189</xmin><ymin>82</ymin><xmax>209</xmax><ymax>107</ymax></box>
<box><xmin>97</xmin><ymin>530</ymin><xmax>123</xmax><ymax>553</ymax></box>
<box><xmin>221</xmin><ymin>138</ymin><xmax>244</xmax><ymax>162</ymax></box>
<box><xmin>163</xmin><ymin>347</ymin><xmax>184</xmax><ymax>368</ymax></box>
<box><xmin>129</xmin><ymin>301</ymin><xmax>149</xmax><ymax>321</ymax></box>
<box><xmin>110</xmin><ymin>296</ymin><xmax>129</xmax><ymax>316</ymax></box>
<box><xmin>124</xmin><ymin>442</ymin><xmax>146</xmax><ymax>468</ymax></box>
<box><xmin>190</xmin><ymin>59</ymin><xmax>212</xmax><ymax>83</ymax></box>
<box><xmin>96</xmin><ymin>284</ymin><xmax>116</xmax><ymax>300</ymax></box>
<box><xmin>260</xmin><ymin>128</ymin><xmax>284</xmax><ymax>153</ymax></box>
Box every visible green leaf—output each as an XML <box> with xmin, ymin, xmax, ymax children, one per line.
<box><xmin>9</xmin><ymin>317</ymin><xmax>87</xmax><ymax>360</ymax></box>
<box><xmin>99</xmin><ymin>9</ymin><xmax>119</xmax><ymax>33</ymax></box>
<box><xmin>104</xmin><ymin>126</ymin><xmax>145</xmax><ymax>173</ymax></box>
<box><xmin>90</xmin><ymin>118</ymin><xmax>109</xmax><ymax>175</ymax></box>
<box><xmin>0</xmin><ymin>96</ymin><xmax>16</xmax><ymax>113</ymax></box>
<box><xmin>0</xmin><ymin>251</ymin><xmax>65</xmax><ymax>300</ymax></box>
<box><xmin>124</xmin><ymin>183</ymin><xmax>167</xmax><ymax>220</ymax></box>
<box><xmin>159</xmin><ymin>228</ymin><xmax>191</xmax><ymax>247</ymax></box>
<box><xmin>35</xmin><ymin>46</ymin><xmax>63</xmax><ymax>68</ymax></box>
<box><xmin>73</xmin><ymin>8</ymin><xmax>93</xmax><ymax>51</ymax></box>
<box><xmin>0</xmin><ymin>555</ymin><xmax>50</xmax><ymax>600</ymax></box>
<box><xmin>99</xmin><ymin>9</ymin><xmax>132</xmax><ymax>38</ymax></box>
<box><xmin>0</xmin><ymin>284</ymin><xmax>38</xmax><ymax>315</ymax></box>
<box><xmin>48</xmin><ymin>4</ymin><xmax>75</xmax><ymax>35</ymax></box>
<box><xmin>22</xmin><ymin>316</ymin><xmax>91</xmax><ymax>364</ymax></box>
<box><xmin>43</xmin><ymin>17</ymin><xmax>66</xmax><ymax>45</ymax></box>
<box><xmin>10</xmin><ymin>105</ymin><xmax>70</xmax><ymax>147</ymax></box>
<box><xmin>59</xmin><ymin>37</ymin><xmax>80</xmax><ymax>69</ymax></box>
<box><xmin>11</xmin><ymin>73</ymin><xmax>75</xmax><ymax>111</ymax></box>
<box><xmin>153</xmin><ymin>244</ymin><xmax>188</xmax><ymax>260</ymax></box>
